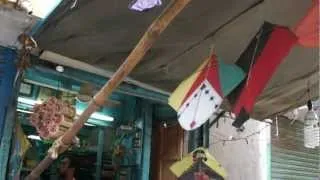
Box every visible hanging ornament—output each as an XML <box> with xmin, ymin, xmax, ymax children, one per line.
<box><xmin>17</xmin><ymin>33</ymin><xmax>37</xmax><ymax>70</ymax></box>
<box><xmin>30</xmin><ymin>97</ymin><xmax>76</xmax><ymax>140</ymax></box>
<box><xmin>304</xmin><ymin>100</ymin><xmax>320</xmax><ymax>148</ymax></box>
<box><xmin>170</xmin><ymin>148</ymin><xmax>227</xmax><ymax>179</ymax></box>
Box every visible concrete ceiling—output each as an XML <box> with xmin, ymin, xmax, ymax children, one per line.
<box><xmin>0</xmin><ymin>7</ymin><xmax>39</xmax><ymax>48</ymax></box>
<box><xmin>35</xmin><ymin>0</ymin><xmax>319</xmax><ymax>120</ymax></box>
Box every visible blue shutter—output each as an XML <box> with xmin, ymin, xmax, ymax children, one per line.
<box><xmin>271</xmin><ymin>119</ymin><xmax>320</xmax><ymax>180</ymax></box>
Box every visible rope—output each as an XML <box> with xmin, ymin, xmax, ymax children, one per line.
<box><xmin>47</xmin><ymin>136</ymin><xmax>70</xmax><ymax>159</ymax></box>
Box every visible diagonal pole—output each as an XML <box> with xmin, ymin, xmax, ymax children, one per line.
<box><xmin>26</xmin><ymin>0</ymin><xmax>193</xmax><ymax>179</ymax></box>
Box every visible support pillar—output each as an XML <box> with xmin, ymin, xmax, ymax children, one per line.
<box><xmin>96</xmin><ymin>128</ymin><xmax>105</xmax><ymax>180</ymax></box>
<box><xmin>203</xmin><ymin>121</ymin><xmax>210</xmax><ymax>148</ymax></box>
<box><xmin>141</xmin><ymin>100</ymin><xmax>152</xmax><ymax>180</ymax></box>
<box><xmin>188</xmin><ymin>128</ymin><xmax>202</xmax><ymax>152</ymax></box>
<box><xmin>188</xmin><ymin>121</ymin><xmax>210</xmax><ymax>152</ymax></box>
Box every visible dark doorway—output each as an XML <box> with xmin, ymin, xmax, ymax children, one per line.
<box><xmin>151</xmin><ymin>122</ymin><xmax>184</xmax><ymax>180</ymax></box>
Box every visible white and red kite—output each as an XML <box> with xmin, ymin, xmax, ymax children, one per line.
<box><xmin>169</xmin><ymin>55</ymin><xmax>244</xmax><ymax>131</ymax></box>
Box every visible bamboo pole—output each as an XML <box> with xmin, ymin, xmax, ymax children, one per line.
<box><xmin>26</xmin><ymin>0</ymin><xmax>192</xmax><ymax>179</ymax></box>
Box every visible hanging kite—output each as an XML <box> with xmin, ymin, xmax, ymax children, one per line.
<box><xmin>228</xmin><ymin>22</ymin><xmax>298</xmax><ymax>128</ymax></box>
<box><xmin>293</xmin><ymin>0</ymin><xmax>319</xmax><ymax>48</ymax></box>
<box><xmin>169</xmin><ymin>54</ymin><xmax>244</xmax><ymax>131</ymax></box>
<box><xmin>170</xmin><ymin>147</ymin><xmax>227</xmax><ymax>180</ymax></box>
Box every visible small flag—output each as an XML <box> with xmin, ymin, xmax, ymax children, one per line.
<box><xmin>228</xmin><ymin>22</ymin><xmax>298</xmax><ymax>128</ymax></box>
<box><xmin>169</xmin><ymin>55</ymin><xmax>244</xmax><ymax>131</ymax></box>
<box><xmin>293</xmin><ymin>0</ymin><xmax>319</xmax><ymax>48</ymax></box>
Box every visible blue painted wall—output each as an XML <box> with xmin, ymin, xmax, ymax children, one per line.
<box><xmin>0</xmin><ymin>47</ymin><xmax>17</xmax><ymax>141</ymax></box>
<box><xmin>0</xmin><ymin>47</ymin><xmax>19</xmax><ymax>180</ymax></box>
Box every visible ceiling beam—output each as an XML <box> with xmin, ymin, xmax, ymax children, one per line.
<box><xmin>26</xmin><ymin>65</ymin><xmax>169</xmax><ymax>104</ymax></box>
<box><xmin>40</xmin><ymin>50</ymin><xmax>171</xmax><ymax>96</ymax></box>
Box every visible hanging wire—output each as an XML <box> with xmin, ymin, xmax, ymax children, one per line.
<box><xmin>246</xmin><ymin>30</ymin><xmax>262</xmax><ymax>87</ymax></box>
<box><xmin>307</xmin><ymin>79</ymin><xmax>311</xmax><ymax>100</ymax></box>
<box><xmin>280</xmin><ymin>79</ymin><xmax>313</xmax><ymax>126</ymax></box>
<box><xmin>144</xmin><ymin>118</ymin><xmax>276</xmax><ymax>147</ymax></box>
<box><xmin>270</xmin><ymin>88</ymin><xmax>309</xmax><ymax>119</ymax></box>
<box><xmin>209</xmin><ymin>124</ymin><xmax>270</xmax><ymax>146</ymax></box>
<box><xmin>275</xmin><ymin>116</ymin><xmax>279</xmax><ymax>137</ymax></box>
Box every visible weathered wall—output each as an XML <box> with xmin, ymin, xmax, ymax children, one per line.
<box><xmin>208</xmin><ymin>117</ymin><xmax>271</xmax><ymax>180</ymax></box>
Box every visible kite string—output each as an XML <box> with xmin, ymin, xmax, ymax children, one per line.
<box><xmin>176</xmin><ymin>56</ymin><xmax>214</xmax><ymax>118</ymax></box>
<box><xmin>245</xmin><ymin>1</ymin><xmax>268</xmax><ymax>91</ymax></box>
<box><xmin>246</xmin><ymin>29</ymin><xmax>262</xmax><ymax>88</ymax></box>
<box><xmin>209</xmin><ymin>124</ymin><xmax>270</xmax><ymax>146</ymax></box>
<box><xmin>307</xmin><ymin>79</ymin><xmax>311</xmax><ymax>100</ymax></box>
<box><xmin>191</xmin><ymin>57</ymin><xmax>214</xmax><ymax>126</ymax></box>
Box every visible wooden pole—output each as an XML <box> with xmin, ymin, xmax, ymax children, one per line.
<box><xmin>26</xmin><ymin>0</ymin><xmax>192</xmax><ymax>179</ymax></box>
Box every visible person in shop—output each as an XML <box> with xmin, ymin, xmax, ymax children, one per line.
<box><xmin>58</xmin><ymin>156</ymin><xmax>77</xmax><ymax>180</ymax></box>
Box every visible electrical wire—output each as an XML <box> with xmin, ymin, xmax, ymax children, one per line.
<box><xmin>209</xmin><ymin>124</ymin><xmax>270</xmax><ymax>146</ymax></box>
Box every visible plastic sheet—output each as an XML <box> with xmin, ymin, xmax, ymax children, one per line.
<box><xmin>129</xmin><ymin>0</ymin><xmax>162</xmax><ymax>11</ymax></box>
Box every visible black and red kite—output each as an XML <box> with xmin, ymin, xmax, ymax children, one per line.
<box><xmin>228</xmin><ymin>22</ymin><xmax>298</xmax><ymax>128</ymax></box>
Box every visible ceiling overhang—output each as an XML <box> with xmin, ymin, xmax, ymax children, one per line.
<box><xmin>34</xmin><ymin>0</ymin><xmax>319</xmax><ymax>119</ymax></box>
